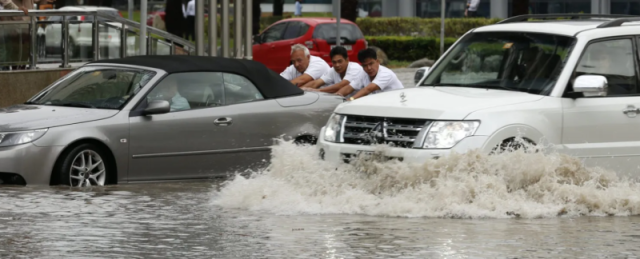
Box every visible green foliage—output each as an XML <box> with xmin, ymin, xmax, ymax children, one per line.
<box><xmin>355</xmin><ymin>17</ymin><xmax>502</xmax><ymax>38</ymax></box>
<box><xmin>365</xmin><ymin>36</ymin><xmax>458</xmax><ymax>61</ymax></box>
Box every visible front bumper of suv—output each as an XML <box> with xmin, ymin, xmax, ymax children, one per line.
<box><xmin>316</xmin><ymin>127</ymin><xmax>488</xmax><ymax>164</ymax></box>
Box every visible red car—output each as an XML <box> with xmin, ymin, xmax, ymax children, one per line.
<box><xmin>253</xmin><ymin>17</ymin><xmax>368</xmax><ymax>74</ymax></box>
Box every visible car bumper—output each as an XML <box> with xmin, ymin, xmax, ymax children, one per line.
<box><xmin>316</xmin><ymin>127</ymin><xmax>489</xmax><ymax>164</ymax></box>
<box><xmin>0</xmin><ymin>143</ymin><xmax>64</xmax><ymax>185</ymax></box>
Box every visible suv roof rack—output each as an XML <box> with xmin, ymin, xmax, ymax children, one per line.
<box><xmin>497</xmin><ymin>14</ymin><xmax>637</xmax><ymax>24</ymax></box>
<box><xmin>597</xmin><ymin>17</ymin><xmax>640</xmax><ymax>28</ymax></box>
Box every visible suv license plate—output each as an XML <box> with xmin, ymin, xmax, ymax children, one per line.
<box><xmin>331</xmin><ymin>45</ymin><xmax>352</xmax><ymax>50</ymax></box>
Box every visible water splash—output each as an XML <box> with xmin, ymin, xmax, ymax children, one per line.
<box><xmin>211</xmin><ymin>139</ymin><xmax>640</xmax><ymax>219</ymax></box>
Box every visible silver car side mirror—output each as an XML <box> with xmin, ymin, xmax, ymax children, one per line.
<box><xmin>574</xmin><ymin>75</ymin><xmax>607</xmax><ymax>97</ymax></box>
<box><xmin>144</xmin><ymin>100</ymin><xmax>170</xmax><ymax>115</ymax></box>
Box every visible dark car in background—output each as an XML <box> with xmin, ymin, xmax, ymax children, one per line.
<box><xmin>252</xmin><ymin>17</ymin><xmax>368</xmax><ymax>73</ymax></box>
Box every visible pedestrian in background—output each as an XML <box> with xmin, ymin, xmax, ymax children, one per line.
<box><xmin>165</xmin><ymin>0</ymin><xmax>186</xmax><ymax>45</ymax></box>
<box><xmin>183</xmin><ymin>0</ymin><xmax>195</xmax><ymax>41</ymax></box>
<box><xmin>2</xmin><ymin>0</ymin><xmax>52</xmax><ymax>70</ymax></box>
<box><xmin>465</xmin><ymin>0</ymin><xmax>479</xmax><ymax>17</ymax></box>
<box><xmin>294</xmin><ymin>0</ymin><xmax>302</xmax><ymax>17</ymax></box>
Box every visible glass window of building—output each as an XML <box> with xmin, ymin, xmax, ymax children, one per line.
<box><xmin>507</xmin><ymin>0</ymin><xmax>591</xmax><ymax>16</ymax></box>
<box><xmin>414</xmin><ymin>0</ymin><xmax>491</xmax><ymax>18</ymax></box>
<box><xmin>611</xmin><ymin>0</ymin><xmax>640</xmax><ymax>15</ymax></box>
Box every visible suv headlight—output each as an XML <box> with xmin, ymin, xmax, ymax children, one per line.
<box><xmin>423</xmin><ymin>121</ymin><xmax>479</xmax><ymax>149</ymax></box>
<box><xmin>323</xmin><ymin>114</ymin><xmax>344</xmax><ymax>143</ymax></box>
<box><xmin>0</xmin><ymin>129</ymin><xmax>48</xmax><ymax>147</ymax></box>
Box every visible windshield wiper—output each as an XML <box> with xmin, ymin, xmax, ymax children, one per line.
<box><xmin>23</xmin><ymin>101</ymin><xmax>38</xmax><ymax>105</ymax></box>
<box><xmin>54</xmin><ymin>102</ymin><xmax>96</xmax><ymax>109</ymax></box>
<box><xmin>429</xmin><ymin>83</ymin><xmax>519</xmax><ymax>92</ymax></box>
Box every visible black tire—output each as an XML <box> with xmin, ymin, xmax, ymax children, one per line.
<box><xmin>491</xmin><ymin>138</ymin><xmax>535</xmax><ymax>155</ymax></box>
<box><xmin>54</xmin><ymin>143</ymin><xmax>113</xmax><ymax>187</ymax></box>
<box><xmin>294</xmin><ymin>135</ymin><xmax>317</xmax><ymax>146</ymax></box>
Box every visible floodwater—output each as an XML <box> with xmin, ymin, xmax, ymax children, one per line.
<box><xmin>3</xmin><ymin>141</ymin><xmax>640</xmax><ymax>258</ymax></box>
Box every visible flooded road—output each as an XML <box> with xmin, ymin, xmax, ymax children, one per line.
<box><xmin>3</xmin><ymin>141</ymin><xmax>640</xmax><ymax>258</ymax></box>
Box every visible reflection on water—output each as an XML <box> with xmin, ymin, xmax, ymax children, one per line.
<box><xmin>3</xmin><ymin>141</ymin><xmax>640</xmax><ymax>257</ymax></box>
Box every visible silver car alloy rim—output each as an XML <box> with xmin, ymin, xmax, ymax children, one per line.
<box><xmin>69</xmin><ymin>150</ymin><xmax>106</xmax><ymax>187</ymax></box>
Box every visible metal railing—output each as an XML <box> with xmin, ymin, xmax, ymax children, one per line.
<box><xmin>0</xmin><ymin>9</ymin><xmax>196</xmax><ymax>70</ymax></box>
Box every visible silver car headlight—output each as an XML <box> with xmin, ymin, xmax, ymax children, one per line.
<box><xmin>0</xmin><ymin>129</ymin><xmax>48</xmax><ymax>147</ymax></box>
<box><xmin>323</xmin><ymin>114</ymin><xmax>345</xmax><ymax>143</ymax></box>
<box><xmin>423</xmin><ymin>121</ymin><xmax>480</xmax><ymax>149</ymax></box>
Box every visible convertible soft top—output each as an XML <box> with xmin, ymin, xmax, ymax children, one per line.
<box><xmin>88</xmin><ymin>55</ymin><xmax>303</xmax><ymax>99</ymax></box>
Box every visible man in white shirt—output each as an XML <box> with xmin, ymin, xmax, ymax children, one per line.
<box><xmin>183</xmin><ymin>0</ymin><xmax>195</xmax><ymax>40</ymax></box>
<box><xmin>465</xmin><ymin>0</ymin><xmax>480</xmax><ymax>17</ymax></box>
<box><xmin>336</xmin><ymin>48</ymin><xmax>404</xmax><ymax>100</ymax></box>
<box><xmin>280</xmin><ymin>44</ymin><xmax>330</xmax><ymax>87</ymax></box>
<box><xmin>300</xmin><ymin>46</ymin><xmax>363</xmax><ymax>94</ymax></box>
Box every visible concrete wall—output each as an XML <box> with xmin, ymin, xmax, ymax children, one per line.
<box><xmin>0</xmin><ymin>68</ymin><xmax>74</xmax><ymax>107</ymax></box>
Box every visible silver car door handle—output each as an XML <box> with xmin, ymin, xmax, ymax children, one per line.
<box><xmin>214</xmin><ymin>117</ymin><xmax>232</xmax><ymax>126</ymax></box>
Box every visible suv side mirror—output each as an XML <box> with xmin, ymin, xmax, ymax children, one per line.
<box><xmin>144</xmin><ymin>100</ymin><xmax>170</xmax><ymax>115</ymax></box>
<box><xmin>574</xmin><ymin>75</ymin><xmax>608</xmax><ymax>97</ymax></box>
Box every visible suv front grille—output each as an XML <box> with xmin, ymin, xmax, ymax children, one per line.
<box><xmin>341</xmin><ymin>115</ymin><xmax>430</xmax><ymax>148</ymax></box>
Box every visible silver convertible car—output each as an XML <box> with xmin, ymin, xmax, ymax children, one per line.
<box><xmin>0</xmin><ymin>56</ymin><xmax>343</xmax><ymax>187</ymax></box>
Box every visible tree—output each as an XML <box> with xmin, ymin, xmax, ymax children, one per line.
<box><xmin>273</xmin><ymin>0</ymin><xmax>283</xmax><ymax>16</ymax></box>
<box><xmin>512</xmin><ymin>0</ymin><xmax>529</xmax><ymax>16</ymax></box>
<box><xmin>341</xmin><ymin>0</ymin><xmax>358</xmax><ymax>22</ymax></box>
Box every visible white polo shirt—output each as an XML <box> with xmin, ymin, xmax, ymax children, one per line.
<box><xmin>280</xmin><ymin>55</ymin><xmax>330</xmax><ymax>81</ymax></box>
<box><xmin>319</xmin><ymin>61</ymin><xmax>364</xmax><ymax>89</ymax></box>
<box><xmin>353</xmin><ymin>65</ymin><xmax>404</xmax><ymax>93</ymax></box>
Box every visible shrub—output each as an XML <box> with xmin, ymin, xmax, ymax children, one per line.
<box><xmin>357</xmin><ymin>17</ymin><xmax>502</xmax><ymax>38</ymax></box>
<box><xmin>365</xmin><ymin>36</ymin><xmax>458</xmax><ymax>61</ymax></box>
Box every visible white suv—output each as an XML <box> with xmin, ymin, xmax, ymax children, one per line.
<box><xmin>317</xmin><ymin>14</ymin><xmax>640</xmax><ymax>176</ymax></box>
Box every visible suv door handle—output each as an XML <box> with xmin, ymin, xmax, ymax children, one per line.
<box><xmin>623</xmin><ymin>105</ymin><xmax>640</xmax><ymax>118</ymax></box>
<box><xmin>214</xmin><ymin>117</ymin><xmax>232</xmax><ymax>126</ymax></box>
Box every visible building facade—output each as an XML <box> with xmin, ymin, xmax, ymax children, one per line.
<box><xmin>261</xmin><ymin>0</ymin><xmax>640</xmax><ymax>19</ymax></box>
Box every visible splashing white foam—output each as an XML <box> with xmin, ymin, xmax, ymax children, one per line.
<box><xmin>211</xmin><ymin>140</ymin><xmax>640</xmax><ymax>219</ymax></box>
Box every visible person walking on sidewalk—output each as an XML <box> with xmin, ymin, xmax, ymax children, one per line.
<box><xmin>465</xmin><ymin>0</ymin><xmax>480</xmax><ymax>17</ymax></box>
<box><xmin>294</xmin><ymin>0</ymin><xmax>302</xmax><ymax>17</ymax></box>
<box><xmin>183</xmin><ymin>0</ymin><xmax>195</xmax><ymax>41</ymax></box>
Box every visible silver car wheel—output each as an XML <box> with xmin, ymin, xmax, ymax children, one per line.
<box><xmin>69</xmin><ymin>150</ymin><xmax>106</xmax><ymax>187</ymax></box>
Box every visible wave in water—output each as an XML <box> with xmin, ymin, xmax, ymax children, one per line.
<box><xmin>211</xmin><ymin>140</ymin><xmax>640</xmax><ymax>219</ymax></box>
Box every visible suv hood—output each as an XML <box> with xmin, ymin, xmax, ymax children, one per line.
<box><xmin>0</xmin><ymin>105</ymin><xmax>118</xmax><ymax>132</ymax></box>
<box><xmin>335</xmin><ymin>87</ymin><xmax>544</xmax><ymax>120</ymax></box>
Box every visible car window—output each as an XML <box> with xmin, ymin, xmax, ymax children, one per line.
<box><xmin>572</xmin><ymin>38</ymin><xmax>637</xmax><ymax>96</ymax></box>
<box><xmin>29</xmin><ymin>67</ymin><xmax>156</xmax><ymax>110</ymax></box>
<box><xmin>282</xmin><ymin>22</ymin><xmax>309</xmax><ymax>40</ymax></box>
<box><xmin>262</xmin><ymin>22</ymin><xmax>288</xmax><ymax>43</ymax></box>
<box><xmin>312</xmin><ymin>23</ymin><xmax>364</xmax><ymax>43</ymax></box>
<box><xmin>222</xmin><ymin>73</ymin><xmax>264</xmax><ymax>105</ymax></box>
<box><xmin>145</xmin><ymin>72</ymin><xmax>225</xmax><ymax>112</ymax></box>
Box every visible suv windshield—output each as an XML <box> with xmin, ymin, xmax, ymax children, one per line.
<box><xmin>27</xmin><ymin>67</ymin><xmax>156</xmax><ymax>110</ymax></box>
<box><xmin>421</xmin><ymin>31</ymin><xmax>576</xmax><ymax>95</ymax></box>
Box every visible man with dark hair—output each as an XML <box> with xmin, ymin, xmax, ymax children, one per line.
<box><xmin>300</xmin><ymin>46</ymin><xmax>364</xmax><ymax>94</ymax></box>
<box><xmin>336</xmin><ymin>48</ymin><xmax>404</xmax><ymax>100</ymax></box>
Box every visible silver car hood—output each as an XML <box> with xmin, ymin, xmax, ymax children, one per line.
<box><xmin>0</xmin><ymin>105</ymin><xmax>119</xmax><ymax>132</ymax></box>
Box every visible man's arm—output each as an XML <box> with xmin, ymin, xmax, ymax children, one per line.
<box><xmin>336</xmin><ymin>85</ymin><xmax>355</xmax><ymax>97</ymax></box>
<box><xmin>350</xmin><ymin>83</ymin><xmax>381</xmax><ymax>100</ymax></box>
<box><xmin>1</xmin><ymin>0</ymin><xmax>23</xmax><ymax>12</ymax></box>
<box><xmin>300</xmin><ymin>78</ymin><xmax>326</xmax><ymax>89</ymax></box>
<box><xmin>319</xmin><ymin>79</ymin><xmax>351</xmax><ymax>93</ymax></box>
<box><xmin>290</xmin><ymin>74</ymin><xmax>314</xmax><ymax>87</ymax></box>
